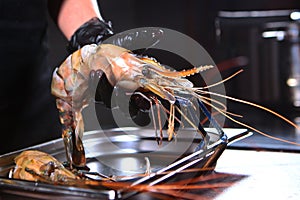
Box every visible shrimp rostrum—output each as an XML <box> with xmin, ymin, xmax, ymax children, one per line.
<box><xmin>51</xmin><ymin>43</ymin><xmax>216</xmax><ymax>167</ymax></box>
<box><xmin>51</xmin><ymin>42</ymin><xmax>300</xmax><ymax>168</ymax></box>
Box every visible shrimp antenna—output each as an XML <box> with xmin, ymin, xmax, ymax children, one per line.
<box><xmin>197</xmin><ymin>90</ymin><xmax>300</xmax><ymax>146</ymax></box>
<box><xmin>196</xmin><ymin>69</ymin><xmax>244</xmax><ymax>90</ymax></box>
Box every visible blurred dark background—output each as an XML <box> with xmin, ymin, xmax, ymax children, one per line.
<box><xmin>47</xmin><ymin>0</ymin><xmax>300</xmax><ymax>151</ymax></box>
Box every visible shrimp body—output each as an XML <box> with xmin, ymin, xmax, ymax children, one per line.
<box><xmin>52</xmin><ymin>43</ymin><xmax>300</xmax><ymax>168</ymax></box>
<box><xmin>51</xmin><ymin>43</ymin><xmax>213</xmax><ymax>167</ymax></box>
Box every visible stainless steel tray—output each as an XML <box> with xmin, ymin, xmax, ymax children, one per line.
<box><xmin>0</xmin><ymin>128</ymin><xmax>250</xmax><ymax>199</ymax></box>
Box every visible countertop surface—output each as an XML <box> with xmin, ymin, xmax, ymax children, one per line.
<box><xmin>130</xmin><ymin>148</ymin><xmax>300</xmax><ymax>200</ymax></box>
<box><xmin>211</xmin><ymin>149</ymin><xmax>300</xmax><ymax>200</ymax></box>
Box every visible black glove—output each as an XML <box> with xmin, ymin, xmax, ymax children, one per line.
<box><xmin>67</xmin><ymin>17</ymin><xmax>113</xmax><ymax>54</ymax></box>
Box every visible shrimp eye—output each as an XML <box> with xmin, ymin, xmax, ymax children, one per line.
<box><xmin>142</xmin><ymin>65</ymin><xmax>151</xmax><ymax>76</ymax></box>
<box><xmin>142</xmin><ymin>65</ymin><xmax>157</xmax><ymax>79</ymax></box>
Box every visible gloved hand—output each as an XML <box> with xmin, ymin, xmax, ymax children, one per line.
<box><xmin>67</xmin><ymin>17</ymin><xmax>113</xmax><ymax>54</ymax></box>
<box><xmin>67</xmin><ymin>17</ymin><xmax>152</xmax><ymax>126</ymax></box>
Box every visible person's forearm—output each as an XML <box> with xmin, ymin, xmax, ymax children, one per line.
<box><xmin>49</xmin><ymin>0</ymin><xmax>102</xmax><ymax>40</ymax></box>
